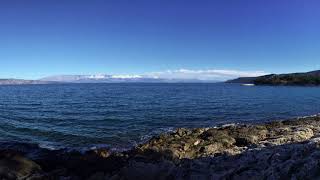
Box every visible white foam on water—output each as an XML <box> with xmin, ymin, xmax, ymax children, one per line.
<box><xmin>297</xmin><ymin>113</ymin><xmax>320</xmax><ymax>119</ymax></box>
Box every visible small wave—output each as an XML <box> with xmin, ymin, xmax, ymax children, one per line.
<box><xmin>38</xmin><ymin>143</ymin><xmax>61</xmax><ymax>151</ymax></box>
<box><xmin>297</xmin><ymin>113</ymin><xmax>320</xmax><ymax>119</ymax></box>
<box><xmin>139</xmin><ymin>127</ymin><xmax>175</xmax><ymax>143</ymax></box>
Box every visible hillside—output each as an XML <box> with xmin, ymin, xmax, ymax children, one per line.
<box><xmin>224</xmin><ymin>76</ymin><xmax>258</xmax><ymax>84</ymax></box>
<box><xmin>226</xmin><ymin>70</ymin><xmax>320</xmax><ymax>85</ymax></box>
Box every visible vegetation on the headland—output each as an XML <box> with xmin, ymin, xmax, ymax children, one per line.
<box><xmin>227</xmin><ymin>70</ymin><xmax>320</xmax><ymax>85</ymax></box>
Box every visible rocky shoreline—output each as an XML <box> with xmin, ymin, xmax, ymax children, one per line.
<box><xmin>2</xmin><ymin>115</ymin><xmax>320</xmax><ymax>179</ymax></box>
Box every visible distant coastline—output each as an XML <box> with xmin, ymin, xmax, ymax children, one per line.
<box><xmin>0</xmin><ymin>75</ymin><xmax>220</xmax><ymax>85</ymax></box>
<box><xmin>3</xmin><ymin>70</ymin><xmax>320</xmax><ymax>86</ymax></box>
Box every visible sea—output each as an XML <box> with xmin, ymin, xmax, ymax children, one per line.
<box><xmin>0</xmin><ymin>83</ymin><xmax>319</xmax><ymax>151</ymax></box>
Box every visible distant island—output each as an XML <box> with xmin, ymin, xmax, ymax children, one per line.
<box><xmin>227</xmin><ymin>70</ymin><xmax>320</xmax><ymax>86</ymax></box>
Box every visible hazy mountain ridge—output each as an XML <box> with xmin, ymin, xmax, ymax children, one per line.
<box><xmin>0</xmin><ymin>79</ymin><xmax>55</xmax><ymax>85</ymax></box>
<box><xmin>3</xmin><ymin>70</ymin><xmax>320</xmax><ymax>85</ymax></box>
<box><xmin>40</xmin><ymin>74</ymin><xmax>219</xmax><ymax>83</ymax></box>
<box><xmin>0</xmin><ymin>74</ymin><xmax>219</xmax><ymax>85</ymax></box>
<box><xmin>227</xmin><ymin>70</ymin><xmax>320</xmax><ymax>85</ymax></box>
<box><xmin>40</xmin><ymin>75</ymin><xmax>112</xmax><ymax>82</ymax></box>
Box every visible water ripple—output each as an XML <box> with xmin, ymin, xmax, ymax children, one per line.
<box><xmin>0</xmin><ymin>83</ymin><xmax>320</xmax><ymax>149</ymax></box>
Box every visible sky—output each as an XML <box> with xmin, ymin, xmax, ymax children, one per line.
<box><xmin>0</xmin><ymin>0</ymin><xmax>319</xmax><ymax>80</ymax></box>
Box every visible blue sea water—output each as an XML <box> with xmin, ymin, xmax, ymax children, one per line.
<box><xmin>0</xmin><ymin>83</ymin><xmax>320</xmax><ymax>150</ymax></box>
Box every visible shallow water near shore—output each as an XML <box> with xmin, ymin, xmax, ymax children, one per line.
<box><xmin>0</xmin><ymin>83</ymin><xmax>320</xmax><ymax>150</ymax></box>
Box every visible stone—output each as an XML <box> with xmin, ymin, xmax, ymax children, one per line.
<box><xmin>193</xmin><ymin>140</ymin><xmax>201</xmax><ymax>146</ymax></box>
<box><xmin>183</xmin><ymin>144</ymin><xmax>190</xmax><ymax>151</ymax></box>
<box><xmin>176</xmin><ymin>128</ymin><xmax>191</xmax><ymax>137</ymax></box>
<box><xmin>200</xmin><ymin>144</ymin><xmax>219</xmax><ymax>154</ymax></box>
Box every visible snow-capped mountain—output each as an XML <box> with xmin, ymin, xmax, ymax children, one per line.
<box><xmin>39</xmin><ymin>74</ymin><xmax>217</xmax><ymax>83</ymax></box>
<box><xmin>40</xmin><ymin>74</ymin><xmax>163</xmax><ymax>83</ymax></box>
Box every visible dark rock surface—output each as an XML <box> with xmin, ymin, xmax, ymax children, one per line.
<box><xmin>2</xmin><ymin>115</ymin><xmax>320</xmax><ymax>179</ymax></box>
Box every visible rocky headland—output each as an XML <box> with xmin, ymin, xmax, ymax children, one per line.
<box><xmin>2</xmin><ymin>115</ymin><xmax>320</xmax><ymax>179</ymax></box>
<box><xmin>226</xmin><ymin>70</ymin><xmax>320</xmax><ymax>86</ymax></box>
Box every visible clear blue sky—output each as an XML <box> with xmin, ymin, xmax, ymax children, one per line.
<box><xmin>0</xmin><ymin>0</ymin><xmax>319</xmax><ymax>79</ymax></box>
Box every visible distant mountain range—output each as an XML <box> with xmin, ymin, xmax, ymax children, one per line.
<box><xmin>0</xmin><ymin>79</ymin><xmax>54</xmax><ymax>85</ymax></box>
<box><xmin>227</xmin><ymin>70</ymin><xmax>320</xmax><ymax>85</ymax></box>
<box><xmin>40</xmin><ymin>75</ymin><xmax>164</xmax><ymax>83</ymax></box>
<box><xmin>4</xmin><ymin>70</ymin><xmax>320</xmax><ymax>85</ymax></box>
<box><xmin>0</xmin><ymin>74</ymin><xmax>218</xmax><ymax>85</ymax></box>
<box><xmin>39</xmin><ymin>75</ymin><xmax>218</xmax><ymax>83</ymax></box>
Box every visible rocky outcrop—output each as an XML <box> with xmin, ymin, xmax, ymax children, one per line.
<box><xmin>2</xmin><ymin>115</ymin><xmax>320</xmax><ymax>179</ymax></box>
<box><xmin>135</xmin><ymin>116</ymin><xmax>319</xmax><ymax>160</ymax></box>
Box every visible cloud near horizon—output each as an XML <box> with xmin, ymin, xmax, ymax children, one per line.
<box><xmin>144</xmin><ymin>69</ymin><xmax>268</xmax><ymax>81</ymax></box>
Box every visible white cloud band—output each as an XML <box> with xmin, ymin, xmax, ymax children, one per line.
<box><xmin>144</xmin><ymin>69</ymin><xmax>267</xmax><ymax>81</ymax></box>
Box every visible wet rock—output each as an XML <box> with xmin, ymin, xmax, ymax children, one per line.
<box><xmin>87</xmin><ymin>148</ymin><xmax>110</xmax><ymax>158</ymax></box>
<box><xmin>0</xmin><ymin>150</ymin><xmax>42</xmax><ymax>180</ymax></box>
<box><xmin>176</xmin><ymin>128</ymin><xmax>192</xmax><ymax>137</ymax></box>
